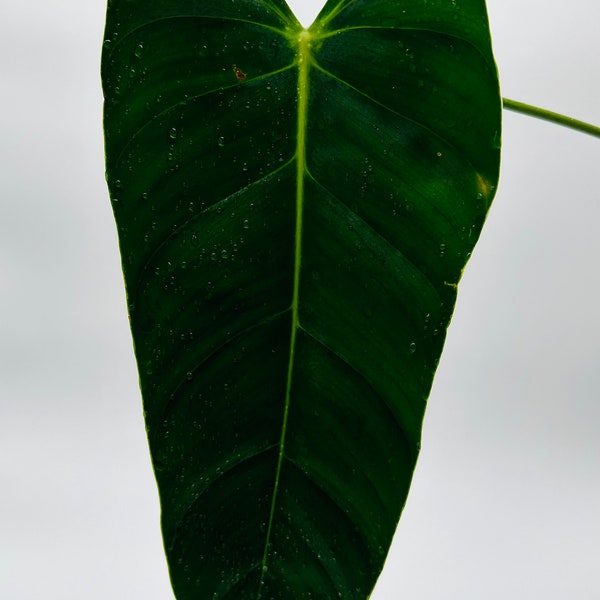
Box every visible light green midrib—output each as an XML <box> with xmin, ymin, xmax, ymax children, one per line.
<box><xmin>257</xmin><ymin>30</ymin><xmax>311</xmax><ymax>597</ymax></box>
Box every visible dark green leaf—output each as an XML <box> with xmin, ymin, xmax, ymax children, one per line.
<box><xmin>102</xmin><ymin>0</ymin><xmax>501</xmax><ymax>597</ymax></box>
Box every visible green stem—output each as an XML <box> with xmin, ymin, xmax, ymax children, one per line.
<box><xmin>503</xmin><ymin>97</ymin><xmax>600</xmax><ymax>139</ymax></box>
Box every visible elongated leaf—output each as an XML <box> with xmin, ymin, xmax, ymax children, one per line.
<box><xmin>102</xmin><ymin>0</ymin><xmax>501</xmax><ymax>597</ymax></box>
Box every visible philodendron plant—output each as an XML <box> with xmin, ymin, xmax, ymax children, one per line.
<box><xmin>101</xmin><ymin>0</ymin><xmax>599</xmax><ymax>597</ymax></box>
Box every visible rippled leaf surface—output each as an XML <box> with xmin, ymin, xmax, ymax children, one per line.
<box><xmin>102</xmin><ymin>0</ymin><xmax>501</xmax><ymax>597</ymax></box>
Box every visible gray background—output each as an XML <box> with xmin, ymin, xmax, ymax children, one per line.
<box><xmin>1</xmin><ymin>0</ymin><xmax>598</xmax><ymax>597</ymax></box>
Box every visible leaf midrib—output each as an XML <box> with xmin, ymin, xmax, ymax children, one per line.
<box><xmin>257</xmin><ymin>29</ymin><xmax>312</xmax><ymax>597</ymax></box>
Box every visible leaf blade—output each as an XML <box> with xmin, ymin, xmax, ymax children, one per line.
<box><xmin>102</xmin><ymin>0</ymin><xmax>501</xmax><ymax>597</ymax></box>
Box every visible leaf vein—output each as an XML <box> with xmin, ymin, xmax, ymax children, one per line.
<box><xmin>154</xmin><ymin>309</ymin><xmax>291</xmax><ymax>430</ymax></box>
<box><xmin>296</xmin><ymin>324</ymin><xmax>414</xmax><ymax>453</ymax></box>
<box><xmin>112</xmin><ymin>65</ymin><xmax>295</xmax><ymax>166</ymax></box>
<box><xmin>131</xmin><ymin>159</ymin><xmax>295</xmax><ymax>305</ymax></box>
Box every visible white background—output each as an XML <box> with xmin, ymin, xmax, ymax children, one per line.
<box><xmin>1</xmin><ymin>0</ymin><xmax>598</xmax><ymax>597</ymax></box>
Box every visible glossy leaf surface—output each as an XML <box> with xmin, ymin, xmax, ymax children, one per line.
<box><xmin>102</xmin><ymin>0</ymin><xmax>501</xmax><ymax>597</ymax></box>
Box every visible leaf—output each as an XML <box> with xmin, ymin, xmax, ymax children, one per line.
<box><xmin>101</xmin><ymin>0</ymin><xmax>501</xmax><ymax>597</ymax></box>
